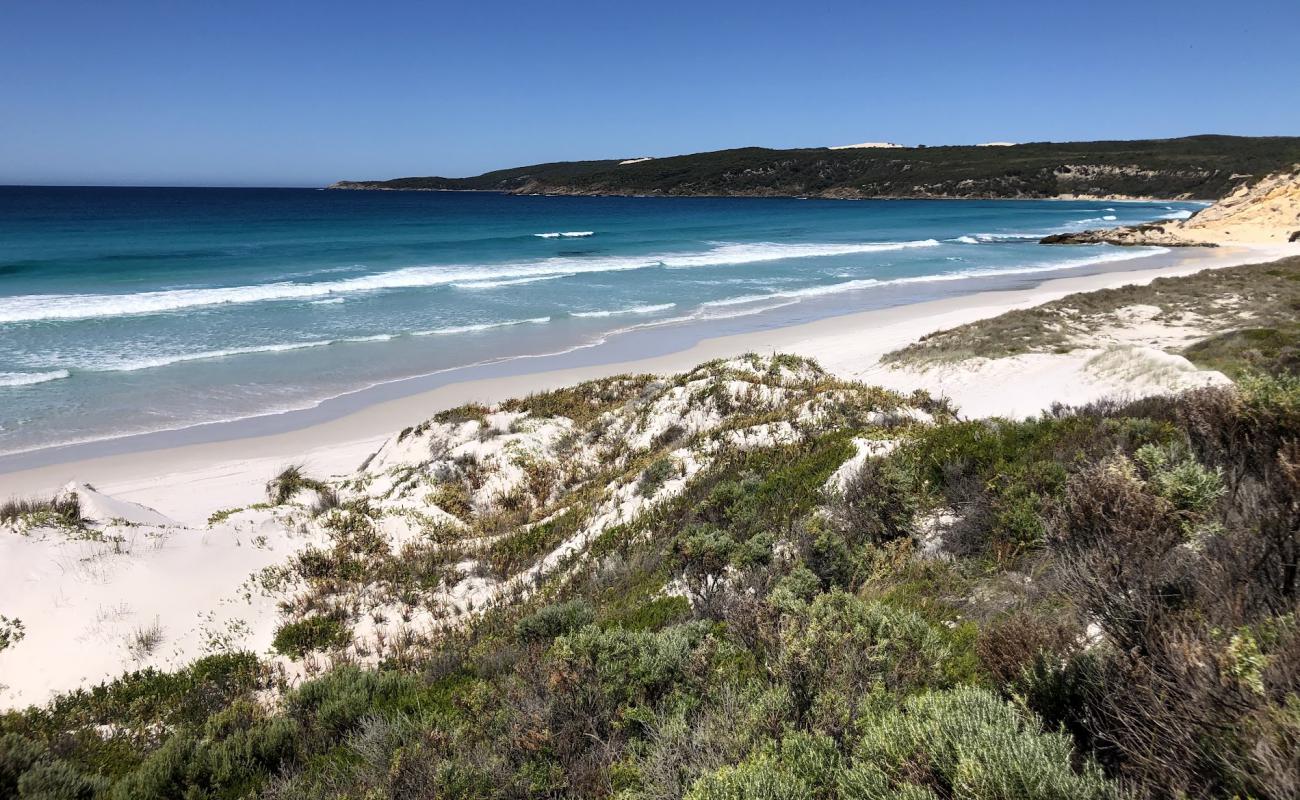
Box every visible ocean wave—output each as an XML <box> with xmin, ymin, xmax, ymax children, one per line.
<box><xmin>1160</xmin><ymin>210</ymin><xmax>1194</xmax><ymax>220</ymax></box>
<box><xmin>0</xmin><ymin>369</ymin><xmax>70</xmax><ymax>388</ymax></box>
<box><xmin>693</xmin><ymin>247</ymin><xmax>1170</xmax><ymax>309</ymax></box>
<box><xmin>571</xmin><ymin>303</ymin><xmax>677</xmax><ymax>318</ymax></box>
<box><xmin>452</xmin><ymin>274</ymin><xmax>573</xmax><ymax>290</ymax></box>
<box><xmin>953</xmin><ymin>232</ymin><xmax>1043</xmax><ymax>244</ymax></box>
<box><xmin>0</xmin><ymin>239</ymin><xmax>941</xmax><ymax>324</ymax></box>
<box><xmin>75</xmin><ymin>339</ymin><xmax>380</xmax><ymax>372</ymax></box>
<box><xmin>412</xmin><ymin>317</ymin><xmax>552</xmax><ymax>336</ymax></box>
<box><xmin>534</xmin><ymin>231</ymin><xmax>595</xmax><ymax>238</ymax></box>
<box><xmin>658</xmin><ymin>239</ymin><xmax>939</xmax><ymax>269</ymax></box>
<box><xmin>311</xmin><ymin>298</ymin><xmax>346</xmax><ymax>305</ymax></box>
<box><xmin>32</xmin><ymin>319</ymin><xmax>560</xmax><ymax>374</ymax></box>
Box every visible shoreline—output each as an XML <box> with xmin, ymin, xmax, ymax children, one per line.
<box><xmin>3</xmin><ymin>243</ymin><xmax>1293</xmax><ymax>521</ymax></box>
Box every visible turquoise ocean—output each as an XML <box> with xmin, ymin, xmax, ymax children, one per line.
<box><xmin>0</xmin><ymin>187</ymin><xmax>1202</xmax><ymax>456</ymax></box>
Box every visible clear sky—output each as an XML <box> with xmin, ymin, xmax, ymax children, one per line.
<box><xmin>3</xmin><ymin>0</ymin><xmax>1297</xmax><ymax>187</ymax></box>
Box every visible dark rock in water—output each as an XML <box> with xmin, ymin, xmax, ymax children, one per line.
<box><xmin>1040</xmin><ymin>223</ymin><xmax>1214</xmax><ymax>248</ymax></box>
<box><xmin>1290</xmin><ymin>231</ymin><xmax>1300</xmax><ymax>243</ymax></box>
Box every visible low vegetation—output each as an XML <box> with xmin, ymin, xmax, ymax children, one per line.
<box><xmin>0</xmin><ymin>494</ymin><xmax>84</xmax><ymax>530</ymax></box>
<box><xmin>885</xmin><ymin>255</ymin><xmax>1300</xmax><ymax>371</ymax></box>
<box><xmin>3</xmin><ymin>352</ymin><xmax>1299</xmax><ymax>798</ymax></box>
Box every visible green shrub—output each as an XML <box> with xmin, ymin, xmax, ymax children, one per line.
<box><xmin>778</xmin><ymin>591</ymin><xmax>954</xmax><ymax>715</ymax></box>
<box><xmin>1</xmin><ymin>734</ymin><xmax>46</xmax><ymax>796</ymax></box>
<box><xmin>271</xmin><ymin>615</ymin><xmax>350</xmax><ymax>659</ymax></box>
<box><xmin>515</xmin><ymin>599</ymin><xmax>595</xmax><ymax>644</ymax></box>
<box><xmin>853</xmin><ymin>687</ymin><xmax>1114</xmax><ymax>799</ymax></box>
<box><xmin>1134</xmin><ymin>442</ymin><xmax>1225</xmax><ymax>514</ymax></box>
<box><xmin>830</xmin><ymin>457</ymin><xmax>917</xmax><ymax>546</ymax></box>
<box><xmin>685</xmin><ymin>731</ymin><xmax>842</xmax><ymax>800</ymax></box>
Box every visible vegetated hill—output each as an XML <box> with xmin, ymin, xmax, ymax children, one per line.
<box><xmin>4</xmin><ymin>350</ymin><xmax>1299</xmax><ymax>799</ymax></box>
<box><xmin>329</xmin><ymin>134</ymin><xmax>1300</xmax><ymax>200</ymax></box>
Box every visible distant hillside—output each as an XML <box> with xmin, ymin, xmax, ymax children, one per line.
<box><xmin>329</xmin><ymin>134</ymin><xmax>1300</xmax><ymax>200</ymax></box>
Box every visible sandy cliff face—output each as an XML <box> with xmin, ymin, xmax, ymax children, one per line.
<box><xmin>1174</xmin><ymin>168</ymin><xmax>1300</xmax><ymax>243</ymax></box>
<box><xmin>1045</xmin><ymin>167</ymin><xmax>1300</xmax><ymax>246</ymax></box>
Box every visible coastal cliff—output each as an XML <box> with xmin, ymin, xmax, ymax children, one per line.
<box><xmin>328</xmin><ymin>135</ymin><xmax>1300</xmax><ymax>201</ymax></box>
<box><xmin>1043</xmin><ymin>166</ymin><xmax>1300</xmax><ymax>246</ymax></box>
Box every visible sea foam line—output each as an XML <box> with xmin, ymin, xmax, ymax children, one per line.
<box><xmin>571</xmin><ymin>303</ymin><xmax>677</xmax><ymax>318</ymax></box>
<box><xmin>0</xmin><ymin>239</ymin><xmax>942</xmax><ymax>324</ymax></box>
<box><xmin>534</xmin><ymin>231</ymin><xmax>595</xmax><ymax>238</ymax></box>
<box><xmin>0</xmin><ymin>370</ymin><xmax>71</xmax><ymax>388</ymax></box>
<box><xmin>42</xmin><ymin>320</ymin><xmax>553</xmax><ymax>373</ymax></box>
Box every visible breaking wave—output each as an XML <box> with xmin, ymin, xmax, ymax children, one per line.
<box><xmin>0</xmin><ymin>370</ymin><xmax>70</xmax><ymax>388</ymax></box>
<box><xmin>0</xmin><ymin>239</ymin><xmax>941</xmax><ymax>324</ymax></box>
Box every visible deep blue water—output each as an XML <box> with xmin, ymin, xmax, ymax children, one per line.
<box><xmin>0</xmin><ymin>187</ymin><xmax>1200</xmax><ymax>454</ymax></box>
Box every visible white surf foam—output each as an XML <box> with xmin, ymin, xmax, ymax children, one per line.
<box><xmin>0</xmin><ymin>239</ymin><xmax>942</xmax><ymax>323</ymax></box>
<box><xmin>693</xmin><ymin>246</ymin><xmax>1170</xmax><ymax>309</ymax></box>
<box><xmin>1161</xmin><ymin>210</ymin><xmax>1194</xmax><ymax>220</ymax></box>
<box><xmin>534</xmin><ymin>231</ymin><xmax>595</xmax><ymax>238</ymax></box>
<box><xmin>412</xmin><ymin>317</ymin><xmax>553</xmax><ymax>336</ymax></box>
<box><xmin>452</xmin><ymin>273</ymin><xmax>573</xmax><ymax>290</ymax></box>
<box><xmin>0</xmin><ymin>370</ymin><xmax>70</xmax><ymax>388</ymax></box>
<box><xmin>954</xmin><ymin>233</ymin><xmax>1043</xmax><ymax>243</ymax></box>
<box><xmin>571</xmin><ymin>303</ymin><xmax>677</xmax><ymax>318</ymax></box>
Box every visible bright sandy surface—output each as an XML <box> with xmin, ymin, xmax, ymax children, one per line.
<box><xmin>1</xmin><ymin>241</ymin><xmax>1296</xmax><ymax>707</ymax></box>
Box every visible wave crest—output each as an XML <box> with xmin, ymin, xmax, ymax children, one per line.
<box><xmin>0</xmin><ymin>370</ymin><xmax>70</xmax><ymax>388</ymax></box>
<box><xmin>0</xmin><ymin>239</ymin><xmax>941</xmax><ymax>324</ymax></box>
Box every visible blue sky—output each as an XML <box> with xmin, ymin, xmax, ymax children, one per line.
<box><xmin>2</xmin><ymin>0</ymin><xmax>1297</xmax><ymax>187</ymax></box>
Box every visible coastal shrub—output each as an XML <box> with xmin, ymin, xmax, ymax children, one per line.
<box><xmin>1133</xmin><ymin>442</ymin><xmax>1225</xmax><ymax>514</ymax></box>
<box><xmin>778</xmin><ymin>592</ymin><xmax>953</xmax><ymax>721</ymax></box>
<box><xmin>1185</xmin><ymin>326</ymin><xmax>1300</xmax><ymax>378</ymax></box>
<box><xmin>16</xmin><ymin>759</ymin><xmax>105</xmax><ymax>799</ymax></box>
<box><xmin>514</xmin><ymin>599</ymin><xmax>595</xmax><ymax>644</ymax></box>
<box><xmin>428</xmin><ymin>480</ymin><xmax>472</xmax><ymax>519</ymax></box>
<box><xmin>499</xmin><ymin>374</ymin><xmax>656</xmax><ymax>424</ymax></box>
<box><xmin>684</xmin><ymin>731</ymin><xmax>842</xmax><ymax>800</ymax></box>
<box><xmin>272</xmin><ymin>615</ymin><xmax>350</xmax><ymax>659</ymax></box>
<box><xmin>852</xmin><ymin>687</ymin><xmax>1113</xmax><ymax>799</ymax></box>
<box><xmin>432</xmin><ymin>402</ymin><xmax>491</xmax><ymax>425</ymax></box>
<box><xmin>0</xmin><ymin>734</ymin><xmax>46</xmax><ymax>796</ymax></box>
<box><xmin>829</xmin><ymin>457</ymin><xmax>917</xmax><ymax>546</ymax></box>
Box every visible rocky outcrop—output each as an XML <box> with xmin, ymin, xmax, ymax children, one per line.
<box><xmin>1040</xmin><ymin>223</ymin><xmax>1214</xmax><ymax>247</ymax></box>
<box><xmin>1044</xmin><ymin>166</ymin><xmax>1300</xmax><ymax>247</ymax></box>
